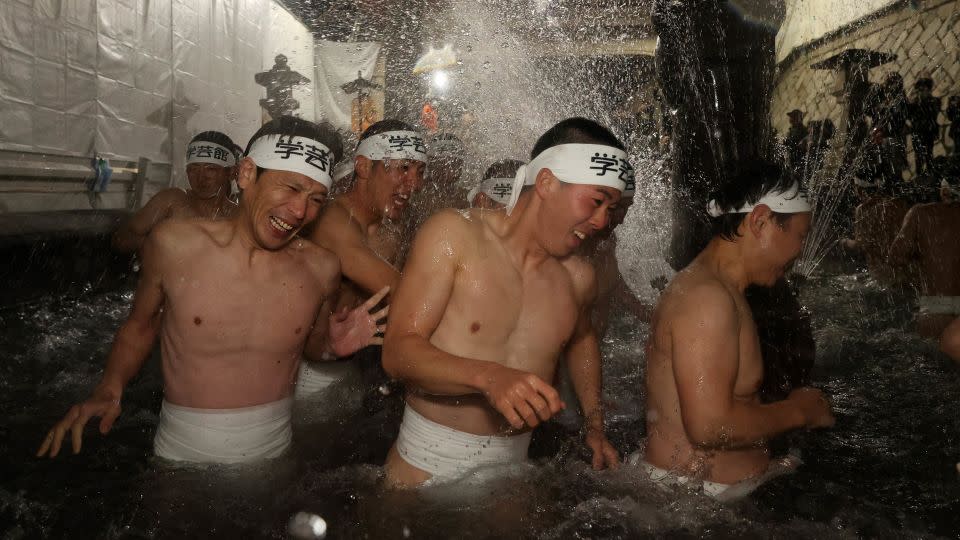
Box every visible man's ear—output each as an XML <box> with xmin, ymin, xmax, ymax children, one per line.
<box><xmin>746</xmin><ymin>204</ymin><xmax>772</xmax><ymax>238</ymax></box>
<box><xmin>236</xmin><ymin>157</ymin><xmax>257</xmax><ymax>191</ymax></box>
<box><xmin>534</xmin><ymin>168</ymin><xmax>560</xmax><ymax>199</ymax></box>
<box><xmin>355</xmin><ymin>155</ymin><xmax>373</xmax><ymax>181</ymax></box>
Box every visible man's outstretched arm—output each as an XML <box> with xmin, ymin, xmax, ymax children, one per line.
<box><xmin>565</xmin><ymin>303</ymin><xmax>619</xmax><ymax>469</ymax></box>
<box><xmin>310</xmin><ymin>205</ymin><xmax>400</xmax><ymax>295</ymax></box>
<box><xmin>38</xmin><ymin>223</ymin><xmax>168</xmax><ymax>457</ymax></box>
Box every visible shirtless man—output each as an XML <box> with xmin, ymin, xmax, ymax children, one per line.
<box><xmin>641</xmin><ymin>164</ymin><xmax>834</xmax><ymax>500</ymax></box>
<box><xmin>382</xmin><ymin>118</ymin><xmax>626</xmax><ymax>487</ymax></box>
<box><xmin>467</xmin><ymin>159</ymin><xmax>524</xmax><ymax>210</ymax></box>
<box><xmin>578</xmin><ymin>177</ymin><xmax>651</xmax><ymax>338</ymax></box>
<box><xmin>112</xmin><ymin>131</ymin><xmax>239</xmax><ymax>253</ymax></box>
<box><xmin>300</xmin><ymin>120</ymin><xmax>426</xmax><ymax>395</ymax></box>
<box><xmin>888</xmin><ymin>179</ymin><xmax>960</xmax><ymax>343</ymax></box>
<box><xmin>38</xmin><ymin>116</ymin><xmax>385</xmax><ymax>463</ymax></box>
<box><xmin>841</xmin><ymin>178</ymin><xmax>912</xmax><ymax>285</ymax></box>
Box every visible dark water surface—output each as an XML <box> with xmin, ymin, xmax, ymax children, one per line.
<box><xmin>1</xmin><ymin>272</ymin><xmax>958</xmax><ymax>539</ymax></box>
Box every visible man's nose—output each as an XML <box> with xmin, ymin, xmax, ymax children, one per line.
<box><xmin>290</xmin><ymin>194</ymin><xmax>308</xmax><ymax>219</ymax></box>
<box><xmin>589</xmin><ymin>207</ymin><xmax>610</xmax><ymax>231</ymax></box>
<box><xmin>407</xmin><ymin>171</ymin><xmax>425</xmax><ymax>192</ymax></box>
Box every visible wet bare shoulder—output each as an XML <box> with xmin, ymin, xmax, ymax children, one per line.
<box><xmin>561</xmin><ymin>255</ymin><xmax>598</xmax><ymax>304</ymax></box>
<box><xmin>659</xmin><ymin>269</ymin><xmax>737</xmax><ymax>323</ymax></box>
<box><xmin>148</xmin><ymin>218</ymin><xmax>213</xmax><ymax>256</ymax></box>
<box><xmin>293</xmin><ymin>237</ymin><xmax>341</xmax><ymax>290</ymax></box>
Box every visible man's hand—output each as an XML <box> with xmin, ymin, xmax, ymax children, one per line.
<box><xmin>36</xmin><ymin>386</ymin><xmax>122</xmax><ymax>458</ymax></box>
<box><xmin>788</xmin><ymin>387</ymin><xmax>835</xmax><ymax>429</ymax></box>
<box><xmin>328</xmin><ymin>286</ymin><xmax>390</xmax><ymax>358</ymax></box>
<box><xmin>479</xmin><ymin>364</ymin><xmax>565</xmax><ymax>430</ymax></box>
<box><xmin>584</xmin><ymin>428</ymin><xmax>620</xmax><ymax>470</ymax></box>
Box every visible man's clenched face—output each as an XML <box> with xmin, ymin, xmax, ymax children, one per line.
<box><xmin>365</xmin><ymin>158</ymin><xmax>426</xmax><ymax>220</ymax></box>
<box><xmin>238</xmin><ymin>161</ymin><xmax>328</xmax><ymax>250</ymax></box>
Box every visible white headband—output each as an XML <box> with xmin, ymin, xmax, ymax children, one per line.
<box><xmin>246</xmin><ymin>134</ymin><xmax>335</xmax><ymax>188</ymax></box>
<box><xmin>706</xmin><ymin>182</ymin><xmax>811</xmax><ymax>217</ymax></box>
<box><xmin>467</xmin><ymin>177</ymin><xmax>514</xmax><ymax>206</ymax></box>
<box><xmin>356</xmin><ymin>131</ymin><xmax>427</xmax><ymax>163</ymax></box>
<box><xmin>187</xmin><ymin>141</ymin><xmax>236</xmax><ymax>167</ymax></box>
<box><xmin>506</xmin><ymin>144</ymin><xmax>632</xmax><ymax>215</ymax></box>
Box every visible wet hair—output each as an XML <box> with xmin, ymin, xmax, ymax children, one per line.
<box><xmin>190</xmin><ymin>130</ymin><xmax>236</xmax><ymax>150</ymax></box>
<box><xmin>244</xmin><ymin>115</ymin><xmax>343</xmax><ymax>178</ymax></box>
<box><xmin>483</xmin><ymin>159</ymin><xmax>524</xmax><ymax>180</ymax></box>
<box><xmin>530</xmin><ymin>117</ymin><xmax>625</xmax><ymax>160</ymax></box>
<box><xmin>359</xmin><ymin>119</ymin><xmax>416</xmax><ymax>143</ymax></box>
<box><xmin>709</xmin><ymin>161</ymin><xmax>797</xmax><ymax>241</ymax></box>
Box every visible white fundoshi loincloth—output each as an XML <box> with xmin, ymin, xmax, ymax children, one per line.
<box><xmin>153</xmin><ymin>397</ymin><xmax>293</xmax><ymax>464</ymax></box>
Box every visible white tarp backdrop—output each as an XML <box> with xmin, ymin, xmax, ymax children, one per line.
<box><xmin>315</xmin><ymin>40</ymin><xmax>383</xmax><ymax>132</ymax></box>
<box><xmin>0</xmin><ymin>0</ymin><xmax>318</xmax><ymax>188</ymax></box>
<box><xmin>264</xmin><ymin>2</ymin><xmax>318</xmax><ymax>123</ymax></box>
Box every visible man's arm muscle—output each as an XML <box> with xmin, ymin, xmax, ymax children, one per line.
<box><xmin>311</xmin><ymin>206</ymin><xmax>400</xmax><ymax>295</ymax></box>
<box><xmin>382</xmin><ymin>211</ymin><xmax>497</xmax><ymax>395</ymax></box>
<box><xmin>672</xmin><ymin>284</ymin><xmax>805</xmax><ymax>449</ymax></box>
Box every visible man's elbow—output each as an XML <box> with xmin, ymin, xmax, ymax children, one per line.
<box><xmin>940</xmin><ymin>322</ymin><xmax>960</xmax><ymax>363</ymax></box>
<box><xmin>684</xmin><ymin>418</ymin><xmax>740</xmax><ymax>450</ymax></box>
<box><xmin>381</xmin><ymin>336</ymin><xmax>404</xmax><ymax>380</ymax></box>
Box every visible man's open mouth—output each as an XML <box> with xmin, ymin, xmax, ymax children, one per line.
<box><xmin>270</xmin><ymin>216</ymin><xmax>294</xmax><ymax>232</ymax></box>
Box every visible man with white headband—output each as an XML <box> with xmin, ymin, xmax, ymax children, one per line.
<box><xmin>39</xmin><ymin>116</ymin><xmax>386</xmax><ymax>463</ymax></box>
<box><xmin>840</xmin><ymin>177</ymin><xmax>911</xmax><ymax>285</ymax></box>
<box><xmin>888</xmin><ymin>178</ymin><xmax>960</xmax><ymax>362</ymax></box>
<box><xmin>303</xmin><ymin>120</ymin><xmax>426</xmax><ymax>398</ymax></box>
<box><xmin>467</xmin><ymin>159</ymin><xmax>524</xmax><ymax>209</ymax></box>
<box><xmin>113</xmin><ymin>131</ymin><xmax>239</xmax><ymax>253</ymax></box>
<box><xmin>638</xmin><ymin>162</ymin><xmax>834</xmax><ymax>501</ymax></box>
<box><xmin>382</xmin><ymin>118</ymin><xmax>624</xmax><ymax>488</ymax></box>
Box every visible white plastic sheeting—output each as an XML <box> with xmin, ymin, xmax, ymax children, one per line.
<box><xmin>315</xmin><ymin>40</ymin><xmax>383</xmax><ymax>132</ymax></box>
<box><xmin>0</xmin><ymin>0</ymin><xmax>318</xmax><ymax>188</ymax></box>
<box><xmin>264</xmin><ymin>2</ymin><xmax>318</xmax><ymax>122</ymax></box>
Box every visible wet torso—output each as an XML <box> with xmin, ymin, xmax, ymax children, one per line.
<box><xmin>408</xmin><ymin>209</ymin><xmax>592</xmax><ymax>436</ymax></box>
<box><xmin>644</xmin><ymin>263</ymin><xmax>770</xmax><ymax>484</ymax></box>
<box><xmin>909</xmin><ymin>203</ymin><xmax>960</xmax><ymax>297</ymax></box>
<box><xmin>157</xmin><ymin>219</ymin><xmax>331</xmax><ymax>409</ymax></box>
<box><xmin>854</xmin><ymin>197</ymin><xmax>911</xmax><ymax>283</ymax></box>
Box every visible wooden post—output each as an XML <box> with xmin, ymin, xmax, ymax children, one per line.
<box><xmin>132</xmin><ymin>157</ymin><xmax>151</xmax><ymax>210</ymax></box>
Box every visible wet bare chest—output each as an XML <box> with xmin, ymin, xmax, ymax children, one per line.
<box><xmin>163</xmin><ymin>257</ymin><xmax>323</xmax><ymax>352</ymax></box>
<box><xmin>734</xmin><ymin>302</ymin><xmax>764</xmax><ymax>397</ymax></box>
<box><xmin>446</xmin><ymin>253</ymin><xmax>580</xmax><ymax>357</ymax></box>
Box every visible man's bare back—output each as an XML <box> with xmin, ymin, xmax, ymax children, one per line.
<box><xmin>154</xmin><ymin>218</ymin><xmax>337</xmax><ymax>408</ymax></box>
<box><xmin>889</xmin><ymin>200</ymin><xmax>960</xmax><ymax>336</ymax></box>
<box><xmin>645</xmin><ymin>263</ymin><xmax>771</xmax><ymax>483</ymax></box>
<box><xmin>403</xmin><ymin>209</ymin><xmax>591</xmax><ymax>436</ymax></box>
<box><xmin>889</xmin><ymin>201</ymin><xmax>960</xmax><ymax>297</ymax></box>
<box><xmin>851</xmin><ymin>196</ymin><xmax>911</xmax><ymax>284</ymax></box>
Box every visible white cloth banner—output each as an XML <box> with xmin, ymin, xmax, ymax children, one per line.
<box><xmin>315</xmin><ymin>40</ymin><xmax>382</xmax><ymax>131</ymax></box>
